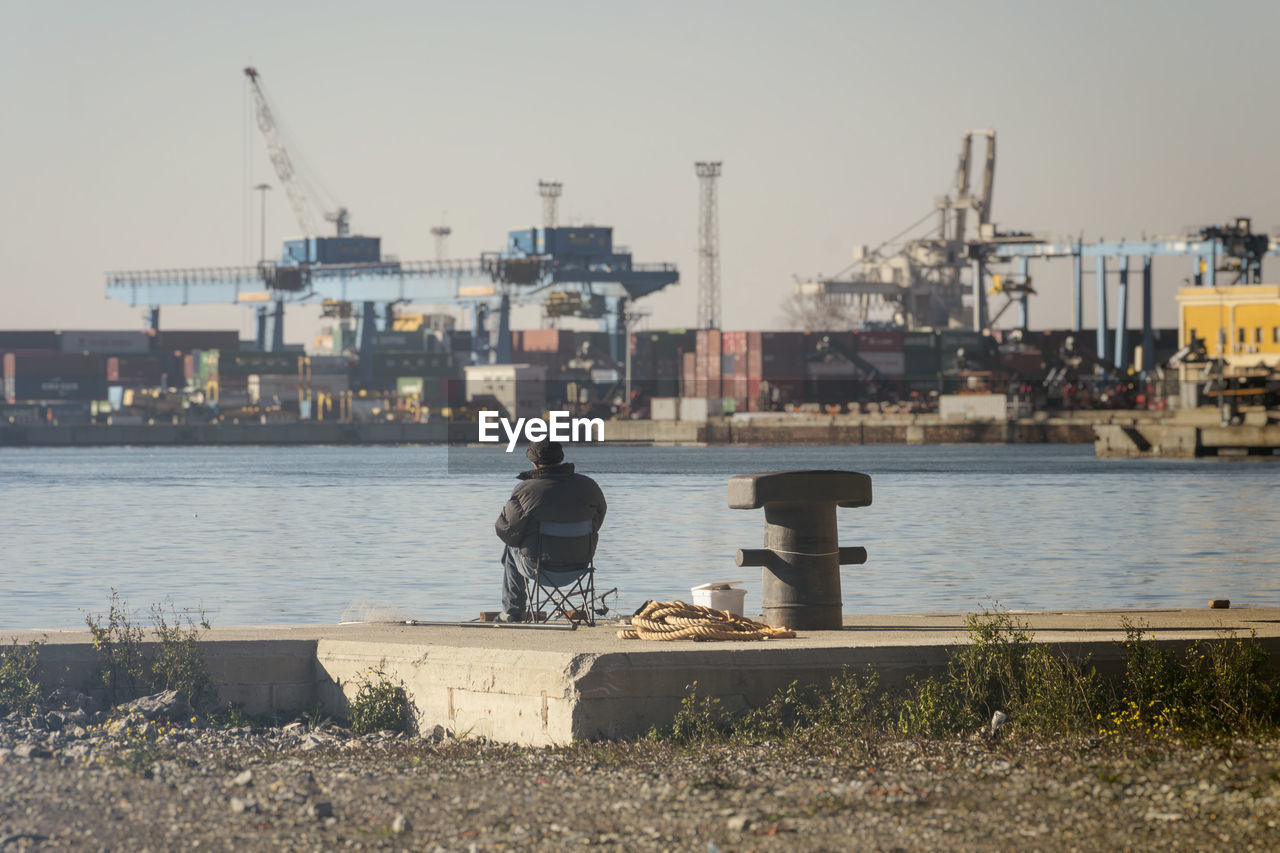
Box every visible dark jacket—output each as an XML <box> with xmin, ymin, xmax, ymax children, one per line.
<box><xmin>495</xmin><ymin>462</ymin><xmax>607</xmax><ymax>569</ymax></box>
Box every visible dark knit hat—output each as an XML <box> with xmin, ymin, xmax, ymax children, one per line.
<box><xmin>526</xmin><ymin>439</ymin><xmax>564</xmax><ymax>466</ymax></box>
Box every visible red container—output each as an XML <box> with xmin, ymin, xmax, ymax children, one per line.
<box><xmin>519</xmin><ymin>329</ymin><xmax>575</xmax><ymax>353</ymax></box>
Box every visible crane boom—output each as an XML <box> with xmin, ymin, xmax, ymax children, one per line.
<box><xmin>244</xmin><ymin>67</ymin><xmax>321</xmax><ymax>238</ymax></box>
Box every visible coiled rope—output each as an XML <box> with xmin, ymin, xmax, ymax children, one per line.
<box><xmin>618</xmin><ymin>600</ymin><xmax>797</xmax><ymax>641</ymax></box>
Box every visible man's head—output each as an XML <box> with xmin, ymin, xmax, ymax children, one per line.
<box><xmin>526</xmin><ymin>439</ymin><xmax>565</xmax><ymax>468</ymax></box>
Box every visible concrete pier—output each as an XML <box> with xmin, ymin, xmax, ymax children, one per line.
<box><xmin>1094</xmin><ymin>422</ymin><xmax>1280</xmax><ymax>457</ymax></box>
<box><xmin>14</xmin><ymin>608</ymin><xmax>1280</xmax><ymax>746</ymax></box>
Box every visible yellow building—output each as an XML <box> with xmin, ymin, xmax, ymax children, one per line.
<box><xmin>1178</xmin><ymin>284</ymin><xmax>1280</xmax><ymax>368</ymax></box>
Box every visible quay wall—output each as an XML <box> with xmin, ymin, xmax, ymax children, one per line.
<box><xmin>2</xmin><ymin>416</ymin><xmax>1103</xmax><ymax>448</ymax></box>
<box><xmin>16</xmin><ymin>609</ymin><xmax>1280</xmax><ymax>745</ymax></box>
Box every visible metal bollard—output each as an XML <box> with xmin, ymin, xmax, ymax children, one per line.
<box><xmin>729</xmin><ymin>470</ymin><xmax>872</xmax><ymax>630</ymax></box>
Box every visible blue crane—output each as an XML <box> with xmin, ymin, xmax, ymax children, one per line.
<box><xmin>973</xmin><ymin>217</ymin><xmax>1277</xmax><ymax>372</ymax></box>
<box><xmin>105</xmin><ymin>69</ymin><xmax>678</xmax><ymax>373</ymax></box>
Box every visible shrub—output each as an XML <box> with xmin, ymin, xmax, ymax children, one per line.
<box><xmin>0</xmin><ymin>638</ymin><xmax>43</xmax><ymax>715</ymax></box>
<box><xmin>149</xmin><ymin>603</ymin><xmax>213</xmax><ymax>707</ymax></box>
<box><xmin>87</xmin><ymin>591</ymin><xmax>214</xmax><ymax>708</ymax></box>
<box><xmin>1111</xmin><ymin>621</ymin><xmax>1280</xmax><ymax>739</ymax></box>
<box><xmin>348</xmin><ymin>665</ymin><xmax>409</xmax><ymax>734</ymax></box>
<box><xmin>86</xmin><ymin>590</ymin><xmax>148</xmax><ymax>705</ymax></box>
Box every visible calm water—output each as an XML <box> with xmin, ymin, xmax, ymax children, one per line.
<box><xmin>2</xmin><ymin>443</ymin><xmax>1278</xmax><ymax>630</ymax></box>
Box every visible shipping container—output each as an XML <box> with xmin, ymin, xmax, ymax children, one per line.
<box><xmin>7</xmin><ymin>375</ymin><xmax>109</xmax><ymax>402</ymax></box>
<box><xmin>396</xmin><ymin>377</ymin><xmax>424</xmax><ymax>397</ymax></box>
<box><xmin>154</xmin><ymin>330</ymin><xmax>240</xmax><ymax>354</ymax></box>
<box><xmin>703</xmin><ymin>330</ymin><xmax>722</xmax><ymax>377</ymax></box>
<box><xmin>856</xmin><ymin>350</ymin><xmax>906</xmax><ymax>377</ymax></box>
<box><xmin>518</xmin><ymin>328</ymin><xmax>576</xmax><ymax>354</ymax></box>
<box><xmin>650</xmin><ymin>398</ymin><xmax>679</xmax><ymax>420</ymax></box>
<box><xmin>721</xmin><ymin>331</ymin><xmax>747</xmax><ymax>355</ymax></box>
<box><xmin>903</xmin><ymin>330</ymin><xmax>938</xmax><ymax>350</ymax></box>
<box><xmin>218</xmin><ymin>351</ymin><xmax>302</xmax><ymax>376</ymax></box>
<box><xmin>106</xmin><ymin>356</ymin><xmax>166</xmax><ymax>387</ymax></box>
<box><xmin>939</xmin><ymin>329</ymin><xmax>987</xmax><ymax>352</ymax></box>
<box><xmin>306</xmin><ymin>355</ymin><xmax>351</xmax><ymax>374</ymax></box>
<box><xmin>282</xmin><ymin>236</ymin><xmax>381</xmax><ymax>265</ymax></box>
<box><xmin>249</xmin><ymin>375</ymin><xmax>301</xmax><ymax>405</ymax></box>
<box><xmin>998</xmin><ymin>349</ymin><xmax>1045</xmax><ymax>376</ymax></box>
<box><xmin>58</xmin><ymin>330</ymin><xmax>151</xmax><ymax>355</ymax></box>
<box><xmin>678</xmin><ymin>397</ymin><xmax>722</xmax><ymax>422</ymax></box>
<box><xmin>544</xmin><ymin>227</ymin><xmax>613</xmax><ymax>258</ymax></box>
<box><xmin>4</xmin><ymin>351</ymin><xmax>106</xmax><ymax>378</ymax></box>
<box><xmin>855</xmin><ymin>329</ymin><xmax>904</xmax><ymax>352</ymax></box>
<box><xmin>904</xmin><ymin>348</ymin><xmax>940</xmax><ymax>379</ymax></box>
<box><xmin>746</xmin><ymin>331</ymin><xmax>807</xmax><ymax>380</ymax></box>
<box><xmin>371</xmin><ymin>351</ymin><xmax>455</xmax><ymax>379</ymax></box>
<box><xmin>373</xmin><ymin>330</ymin><xmax>424</xmax><ymax>351</ymax></box>
<box><xmin>0</xmin><ymin>330</ymin><xmax>59</xmax><ymax>351</ymax></box>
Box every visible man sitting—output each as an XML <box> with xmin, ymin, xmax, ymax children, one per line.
<box><xmin>494</xmin><ymin>439</ymin><xmax>607</xmax><ymax>622</ymax></box>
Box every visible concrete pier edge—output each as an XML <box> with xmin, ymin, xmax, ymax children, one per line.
<box><xmin>10</xmin><ymin>608</ymin><xmax>1280</xmax><ymax>746</ymax></box>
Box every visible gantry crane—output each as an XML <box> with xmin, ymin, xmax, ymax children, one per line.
<box><xmin>106</xmin><ymin>69</ymin><xmax>678</xmax><ymax>367</ymax></box>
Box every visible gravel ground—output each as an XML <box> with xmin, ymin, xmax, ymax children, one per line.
<box><xmin>3</xmin><ymin>691</ymin><xmax>1280</xmax><ymax>851</ymax></box>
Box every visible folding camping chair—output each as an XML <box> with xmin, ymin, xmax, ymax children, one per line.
<box><xmin>524</xmin><ymin>519</ymin><xmax>598</xmax><ymax>628</ymax></box>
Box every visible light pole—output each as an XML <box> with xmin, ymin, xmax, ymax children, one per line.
<box><xmin>254</xmin><ymin>183</ymin><xmax>272</xmax><ymax>264</ymax></box>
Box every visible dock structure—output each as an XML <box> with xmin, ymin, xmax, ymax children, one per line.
<box><xmin>16</xmin><ymin>608</ymin><xmax>1280</xmax><ymax>746</ymax></box>
<box><xmin>1094</xmin><ymin>422</ymin><xmax>1280</xmax><ymax>457</ymax></box>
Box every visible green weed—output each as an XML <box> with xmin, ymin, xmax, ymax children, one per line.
<box><xmin>86</xmin><ymin>591</ymin><xmax>213</xmax><ymax>707</ymax></box>
<box><xmin>0</xmin><ymin>638</ymin><xmax>43</xmax><ymax>715</ymax></box>
<box><xmin>650</xmin><ymin>606</ymin><xmax>1279</xmax><ymax>748</ymax></box>
<box><xmin>656</xmin><ymin>681</ymin><xmax>727</xmax><ymax>745</ymax></box>
<box><xmin>348</xmin><ymin>664</ymin><xmax>409</xmax><ymax>735</ymax></box>
<box><xmin>149</xmin><ymin>603</ymin><xmax>213</xmax><ymax>707</ymax></box>
<box><xmin>86</xmin><ymin>590</ymin><xmax>147</xmax><ymax>705</ymax></box>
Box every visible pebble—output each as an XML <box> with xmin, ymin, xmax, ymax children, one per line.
<box><xmin>1</xmin><ymin>691</ymin><xmax>1279</xmax><ymax>850</ymax></box>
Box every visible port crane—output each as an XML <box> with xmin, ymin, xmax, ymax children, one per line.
<box><xmin>799</xmin><ymin>132</ymin><xmax>1280</xmax><ymax>376</ymax></box>
<box><xmin>797</xmin><ymin>130</ymin><xmax>998</xmax><ymax>330</ymax></box>
<box><xmin>106</xmin><ymin>68</ymin><xmax>678</xmax><ymax>369</ymax></box>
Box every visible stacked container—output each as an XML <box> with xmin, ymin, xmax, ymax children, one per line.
<box><xmin>720</xmin><ymin>331</ymin><xmax>748</xmax><ymax>410</ymax></box>
<box><xmin>854</xmin><ymin>330</ymin><xmax>906</xmax><ymax>378</ymax></box>
<box><xmin>106</xmin><ymin>356</ymin><xmax>166</xmax><ymax>388</ymax></box>
<box><xmin>630</xmin><ymin>330</ymin><xmax>693</xmax><ymax>398</ymax></box>
<box><xmin>747</xmin><ymin>331</ymin><xmax>806</xmax><ymax>411</ymax></box>
<box><xmin>3</xmin><ymin>352</ymin><xmax>108</xmax><ymax>403</ymax></box>
<box><xmin>154</xmin><ymin>330</ymin><xmax>239</xmax><ymax>355</ymax></box>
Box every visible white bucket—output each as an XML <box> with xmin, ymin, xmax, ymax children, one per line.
<box><xmin>691</xmin><ymin>586</ymin><xmax>746</xmax><ymax>617</ymax></box>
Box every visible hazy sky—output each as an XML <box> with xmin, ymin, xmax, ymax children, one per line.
<box><xmin>4</xmin><ymin>0</ymin><xmax>1278</xmax><ymax>346</ymax></box>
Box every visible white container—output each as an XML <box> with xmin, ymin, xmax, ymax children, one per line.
<box><xmin>691</xmin><ymin>582</ymin><xmax>746</xmax><ymax>617</ymax></box>
<box><xmin>650</xmin><ymin>397</ymin><xmax>679</xmax><ymax>420</ymax></box>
